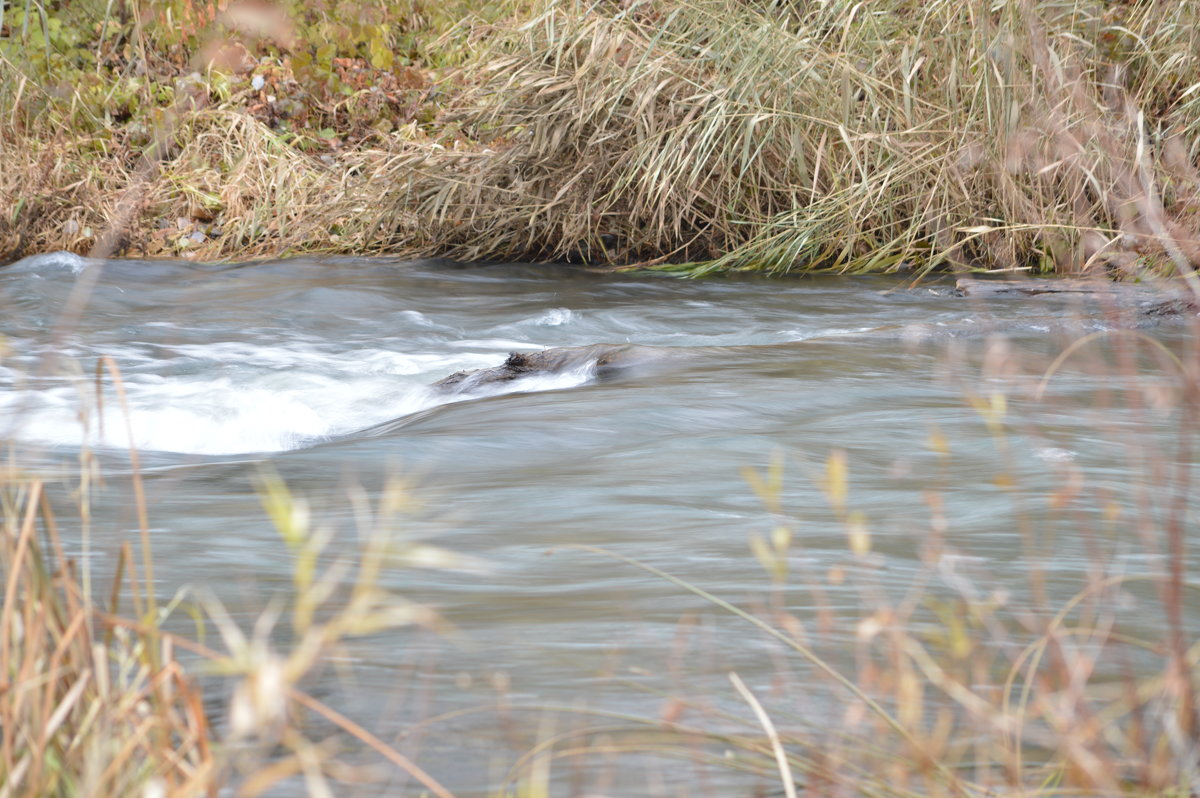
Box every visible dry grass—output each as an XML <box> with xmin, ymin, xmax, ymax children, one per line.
<box><xmin>0</xmin><ymin>476</ymin><xmax>217</xmax><ymax>797</ymax></box>
<box><xmin>5</xmin><ymin>0</ymin><xmax>1200</xmax><ymax>274</ymax></box>
<box><xmin>419</xmin><ymin>0</ymin><xmax>1200</xmax><ymax>274</ymax></box>
<box><xmin>0</xmin><ymin>421</ymin><xmax>466</xmax><ymax>797</ymax></box>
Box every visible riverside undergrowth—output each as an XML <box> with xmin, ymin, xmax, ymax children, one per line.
<box><xmin>3</xmin><ymin>0</ymin><xmax>1200</xmax><ymax>275</ymax></box>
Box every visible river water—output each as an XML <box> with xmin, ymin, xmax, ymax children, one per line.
<box><xmin>2</xmin><ymin>252</ymin><xmax>1196</xmax><ymax>795</ymax></box>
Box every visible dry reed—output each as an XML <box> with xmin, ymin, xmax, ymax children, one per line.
<box><xmin>0</xmin><ymin>440</ymin><xmax>465</xmax><ymax>796</ymax></box>
<box><xmin>0</xmin><ymin>477</ymin><xmax>216</xmax><ymax>797</ymax></box>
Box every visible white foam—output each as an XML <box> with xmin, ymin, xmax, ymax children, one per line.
<box><xmin>2</xmin><ymin>374</ymin><xmax>442</xmax><ymax>455</ymax></box>
<box><xmin>397</xmin><ymin>310</ymin><xmax>435</xmax><ymax>328</ymax></box>
<box><xmin>1036</xmin><ymin>446</ymin><xmax>1076</xmax><ymax>463</ymax></box>
<box><xmin>6</xmin><ymin>251</ymin><xmax>101</xmax><ymax>275</ymax></box>
<box><xmin>781</xmin><ymin>327</ymin><xmax>875</xmax><ymax>341</ymax></box>
<box><xmin>534</xmin><ymin>308</ymin><xmax>574</xmax><ymax>326</ymax></box>
<box><xmin>460</xmin><ymin>363</ymin><xmax>595</xmax><ymax>400</ymax></box>
<box><xmin>0</xmin><ymin>342</ymin><xmax>596</xmax><ymax>455</ymax></box>
<box><xmin>448</xmin><ymin>338</ymin><xmax>543</xmax><ymax>352</ymax></box>
<box><xmin>166</xmin><ymin>341</ymin><xmax>476</xmax><ymax>377</ymax></box>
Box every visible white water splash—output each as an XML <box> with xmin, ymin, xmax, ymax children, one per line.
<box><xmin>0</xmin><ymin>341</ymin><xmax>595</xmax><ymax>455</ymax></box>
<box><xmin>1035</xmin><ymin>446</ymin><xmax>1076</xmax><ymax>463</ymax></box>
<box><xmin>534</xmin><ymin>308</ymin><xmax>574</xmax><ymax>326</ymax></box>
<box><xmin>456</xmin><ymin>362</ymin><xmax>596</xmax><ymax>400</ymax></box>
<box><xmin>1</xmin><ymin>373</ymin><xmax>432</xmax><ymax>454</ymax></box>
<box><xmin>6</xmin><ymin>250</ymin><xmax>102</xmax><ymax>275</ymax></box>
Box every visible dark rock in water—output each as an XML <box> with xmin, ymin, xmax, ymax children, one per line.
<box><xmin>1141</xmin><ymin>296</ymin><xmax>1200</xmax><ymax>317</ymax></box>
<box><xmin>955</xmin><ymin>276</ymin><xmax>1198</xmax><ymax>329</ymax></box>
<box><xmin>434</xmin><ymin>351</ymin><xmax>547</xmax><ymax>389</ymax></box>
<box><xmin>954</xmin><ymin>277</ymin><xmax>1146</xmax><ymax>299</ymax></box>
<box><xmin>432</xmin><ymin>343</ymin><xmax>689</xmax><ymax>394</ymax></box>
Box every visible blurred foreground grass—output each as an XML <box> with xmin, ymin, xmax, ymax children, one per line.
<box><xmin>0</xmin><ymin>449</ymin><xmax>464</xmax><ymax>797</ymax></box>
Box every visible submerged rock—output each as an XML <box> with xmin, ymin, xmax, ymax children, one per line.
<box><xmin>432</xmin><ymin>343</ymin><xmax>696</xmax><ymax>394</ymax></box>
<box><xmin>1141</xmin><ymin>296</ymin><xmax>1200</xmax><ymax>317</ymax></box>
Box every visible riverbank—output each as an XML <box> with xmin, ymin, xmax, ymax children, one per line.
<box><xmin>3</xmin><ymin>0</ymin><xmax>1200</xmax><ymax>274</ymax></box>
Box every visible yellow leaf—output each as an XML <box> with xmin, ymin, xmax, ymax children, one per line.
<box><xmin>256</xmin><ymin>467</ymin><xmax>309</xmax><ymax>549</ymax></box>
<box><xmin>748</xmin><ymin>533</ymin><xmax>786</xmax><ymax>582</ymax></box>
<box><xmin>989</xmin><ymin>391</ymin><xmax>1006</xmax><ymax>420</ymax></box>
<box><xmin>846</xmin><ymin>511</ymin><xmax>870</xmax><ymax>555</ymax></box>
<box><xmin>947</xmin><ymin>613</ymin><xmax>971</xmax><ymax>659</ymax></box>
<box><xmin>748</xmin><ymin>532</ymin><xmax>773</xmax><ymax>571</ymax></box>
<box><xmin>927</xmin><ymin>427</ymin><xmax>949</xmax><ymax>458</ymax></box>
<box><xmin>741</xmin><ymin>449</ymin><xmax>786</xmax><ymax>513</ymax></box>
<box><xmin>740</xmin><ymin>464</ymin><xmax>768</xmax><ymax>506</ymax></box>
<box><xmin>766</xmin><ymin>449</ymin><xmax>784</xmax><ymax>504</ymax></box>
<box><xmin>824</xmin><ymin>449</ymin><xmax>848</xmax><ymax>509</ymax></box>
<box><xmin>897</xmin><ymin>668</ymin><xmax>923</xmax><ymax>728</ymax></box>
<box><xmin>770</xmin><ymin>524</ymin><xmax>792</xmax><ymax>553</ymax></box>
<box><xmin>966</xmin><ymin>391</ymin><xmax>1008</xmax><ymax>435</ymax></box>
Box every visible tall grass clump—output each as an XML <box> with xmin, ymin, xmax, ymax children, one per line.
<box><xmin>0</xmin><ymin>0</ymin><xmax>479</xmax><ymax>261</ymax></box>
<box><xmin>390</xmin><ymin>0</ymin><xmax>1200</xmax><ymax>274</ymax></box>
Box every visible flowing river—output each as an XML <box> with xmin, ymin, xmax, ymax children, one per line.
<box><xmin>2</xmin><ymin>252</ymin><xmax>1196</xmax><ymax>795</ymax></box>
